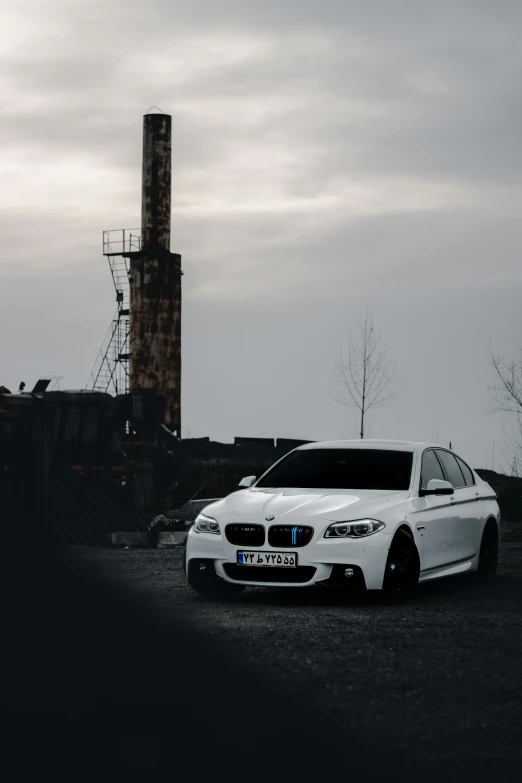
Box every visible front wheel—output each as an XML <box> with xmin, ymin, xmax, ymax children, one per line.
<box><xmin>381</xmin><ymin>529</ymin><xmax>420</xmax><ymax>598</ymax></box>
<box><xmin>475</xmin><ymin>522</ymin><xmax>499</xmax><ymax>583</ymax></box>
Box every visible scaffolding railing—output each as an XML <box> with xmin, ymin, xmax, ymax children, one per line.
<box><xmin>87</xmin><ymin>310</ymin><xmax>130</xmax><ymax>395</ymax></box>
<box><xmin>88</xmin><ymin>229</ymin><xmax>139</xmax><ymax>395</ymax></box>
<box><xmin>103</xmin><ymin>229</ymin><xmax>141</xmax><ymax>257</ymax></box>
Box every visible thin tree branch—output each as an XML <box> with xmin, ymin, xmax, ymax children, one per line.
<box><xmin>329</xmin><ymin>307</ymin><xmax>401</xmax><ymax>437</ymax></box>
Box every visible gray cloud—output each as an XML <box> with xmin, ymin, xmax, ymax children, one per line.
<box><xmin>1</xmin><ymin>0</ymin><xmax>521</xmax><ymax>468</ymax></box>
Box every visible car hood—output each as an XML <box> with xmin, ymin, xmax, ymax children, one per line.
<box><xmin>202</xmin><ymin>487</ymin><xmax>410</xmax><ymax>522</ymax></box>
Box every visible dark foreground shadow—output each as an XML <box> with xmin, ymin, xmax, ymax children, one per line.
<box><xmin>3</xmin><ymin>532</ymin><xmax>519</xmax><ymax>782</ymax></box>
<box><xmin>0</xmin><ymin>536</ymin><xmax>406</xmax><ymax>779</ymax></box>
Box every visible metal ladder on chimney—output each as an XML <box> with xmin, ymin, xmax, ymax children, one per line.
<box><xmin>88</xmin><ymin>230</ymin><xmax>140</xmax><ymax>395</ymax></box>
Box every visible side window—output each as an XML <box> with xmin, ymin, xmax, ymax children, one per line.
<box><xmin>436</xmin><ymin>450</ymin><xmax>466</xmax><ymax>489</ymax></box>
<box><xmin>456</xmin><ymin>456</ymin><xmax>475</xmax><ymax>487</ymax></box>
<box><xmin>420</xmin><ymin>449</ymin><xmax>445</xmax><ymax>488</ymax></box>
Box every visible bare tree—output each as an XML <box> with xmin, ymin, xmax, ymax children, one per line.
<box><xmin>490</xmin><ymin>348</ymin><xmax>522</xmax><ymax>413</ymax></box>
<box><xmin>330</xmin><ymin>307</ymin><xmax>401</xmax><ymax>439</ymax></box>
<box><xmin>489</xmin><ymin>346</ymin><xmax>522</xmax><ymax>470</ymax></box>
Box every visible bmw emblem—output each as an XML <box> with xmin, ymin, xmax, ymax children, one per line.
<box><xmin>266</xmin><ymin>515</ymin><xmax>275</xmax><ymax>521</ymax></box>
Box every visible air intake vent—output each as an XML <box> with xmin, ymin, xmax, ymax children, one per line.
<box><xmin>224</xmin><ymin>564</ymin><xmax>316</xmax><ymax>583</ymax></box>
<box><xmin>225</xmin><ymin>524</ymin><xmax>265</xmax><ymax>547</ymax></box>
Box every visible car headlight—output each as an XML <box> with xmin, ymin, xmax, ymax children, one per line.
<box><xmin>194</xmin><ymin>513</ymin><xmax>221</xmax><ymax>534</ymax></box>
<box><xmin>324</xmin><ymin>519</ymin><xmax>385</xmax><ymax>538</ymax></box>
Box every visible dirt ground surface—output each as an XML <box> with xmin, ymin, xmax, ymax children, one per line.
<box><xmin>65</xmin><ymin>543</ymin><xmax>522</xmax><ymax>776</ymax></box>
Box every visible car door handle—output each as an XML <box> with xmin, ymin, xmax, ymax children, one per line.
<box><xmin>416</xmin><ymin>526</ymin><xmax>425</xmax><ymax>531</ymax></box>
<box><xmin>450</xmin><ymin>498</ymin><xmax>456</xmax><ymax>505</ymax></box>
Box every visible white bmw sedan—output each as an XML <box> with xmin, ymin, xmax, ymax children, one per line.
<box><xmin>185</xmin><ymin>440</ymin><xmax>500</xmax><ymax>598</ymax></box>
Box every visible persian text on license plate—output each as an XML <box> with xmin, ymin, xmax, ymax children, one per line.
<box><xmin>237</xmin><ymin>551</ymin><xmax>297</xmax><ymax>568</ymax></box>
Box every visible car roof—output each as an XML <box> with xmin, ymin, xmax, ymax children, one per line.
<box><xmin>298</xmin><ymin>439</ymin><xmax>435</xmax><ymax>452</ymax></box>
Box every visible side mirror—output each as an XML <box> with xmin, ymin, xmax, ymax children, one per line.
<box><xmin>238</xmin><ymin>475</ymin><xmax>256</xmax><ymax>488</ymax></box>
<box><xmin>421</xmin><ymin>479</ymin><xmax>454</xmax><ymax>496</ymax></box>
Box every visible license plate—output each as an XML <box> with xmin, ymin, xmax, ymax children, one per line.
<box><xmin>237</xmin><ymin>550</ymin><xmax>297</xmax><ymax>568</ymax></box>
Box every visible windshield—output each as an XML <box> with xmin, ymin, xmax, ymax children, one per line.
<box><xmin>255</xmin><ymin>448</ymin><xmax>413</xmax><ymax>491</ymax></box>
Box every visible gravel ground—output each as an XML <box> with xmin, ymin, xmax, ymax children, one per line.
<box><xmin>66</xmin><ymin>543</ymin><xmax>522</xmax><ymax>775</ymax></box>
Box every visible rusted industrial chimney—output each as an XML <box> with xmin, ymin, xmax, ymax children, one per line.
<box><xmin>129</xmin><ymin>112</ymin><xmax>182</xmax><ymax>436</ymax></box>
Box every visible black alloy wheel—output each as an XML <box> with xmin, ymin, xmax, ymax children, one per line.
<box><xmin>476</xmin><ymin>523</ymin><xmax>499</xmax><ymax>583</ymax></box>
<box><xmin>381</xmin><ymin>529</ymin><xmax>420</xmax><ymax>598</ymax></box>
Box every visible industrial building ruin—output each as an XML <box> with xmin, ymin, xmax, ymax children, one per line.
<box><xmin>0</xmin><ymin>111</ymin><xmax>312</xmax><ymax>541</ymax></box>
<box><xmin>90</xmin><ymin>111</ymin><xmax>182</xmax><ymax>436</ymax></box>
<box><xmin>129</xmin><ymin>112</ymin><xmax>182</xmax><ymax>436</ymax></box>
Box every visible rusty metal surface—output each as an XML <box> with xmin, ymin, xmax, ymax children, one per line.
<box><xmin>141</xmin><ymin>114</ymin><xmax>171</xmax><ymax>252</ymax></box>
<box><xmin>129</xmin><ymin>249</ymin><xmax>182</xmax><ymax>434</ymax></box>
<box><xmin>129</xmin><ymin>113</ymin><xmax>182</xmax><ymax>436</ymax></box>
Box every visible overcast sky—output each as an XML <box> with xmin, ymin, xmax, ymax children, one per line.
<box><xmin>1</xmin><ymin>0</ymin><xmax>521</xmax><ymax>470</ymax></box>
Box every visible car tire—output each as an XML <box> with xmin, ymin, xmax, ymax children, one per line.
<box><xmin>380</xmin><ymin>529</ymin><xmax>420</xmax><ymax>599</ymax></box>
<box><xmin>187</xmin><ymin>575</ymin><xmax>245</xmax><ymax>600</ymax></box>
<box><xmin>475</xmin><ymin>522</ymin><xmax>499</xmax><ymax>583</ymax></box>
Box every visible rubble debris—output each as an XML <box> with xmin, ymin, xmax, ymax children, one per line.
<box><xmin>157</xmin><ymin>531</ymin><xmax>188</xmax><ymax>547</ymax></box>
<box><xmin>110</xmin><ymin>532</ymin><xmax>149</xmax><ymax>548</ymax></box>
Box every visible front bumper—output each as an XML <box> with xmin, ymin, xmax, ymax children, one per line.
<box><xmin>186</xmin><ymin>526</ymin><xmax>390</xmax><ymax>590</ymax></box>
